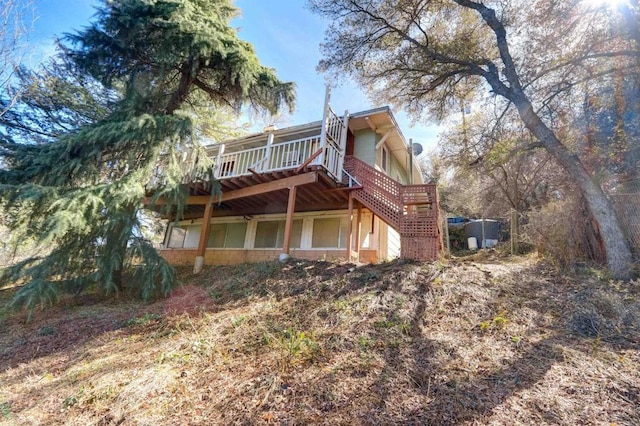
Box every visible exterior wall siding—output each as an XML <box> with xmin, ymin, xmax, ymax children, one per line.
<box><xmin>389</xmin><ymin>154</ymin><xmax>409</xmax><ymax>184</ymax></box>
<box><xmin>167</xmin><ymin>211</ymin><xmax>355</xmax><ymax>251</ymax></box>
<box><xmin>161</xmin><ymin>208</ymin><xmax>382</xmax><ymax>266</ymax></box>
<box><xmin>160</xmin><ymin>248</ymin><xmax>379</xmax><ymax>266</ymax></box>
<box><xmin>353</xmin><ymin>129</ymin><xmax>377</xmax><ymax>167</ymax></box>
<box><xmin>387</xmin><ymin>225</ymin><xmax>401</xmax><ymax>259</ymax></box>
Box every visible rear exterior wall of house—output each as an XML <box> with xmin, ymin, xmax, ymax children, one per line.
<box><xmin>161</xmin><ymin>209</ymin><xmax>392</xmax><ymax>265</ymax></box>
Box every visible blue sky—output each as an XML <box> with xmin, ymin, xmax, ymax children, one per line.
<box><xmin>29</xmin><ymin>0</ymin><xmax>440</xmax><ymax>152</ymax></box>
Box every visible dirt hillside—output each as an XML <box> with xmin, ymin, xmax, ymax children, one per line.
<box><xmin>1</xmin><ymin>256</ymin><xmax>639</xmax><ymax>425</ymax></box>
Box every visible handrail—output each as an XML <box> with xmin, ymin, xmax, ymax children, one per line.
<box><xmin>209</xmin><ymin>135</ymin><xmax>339</xmax><ymax>179</ymax></box>
<box><xmin>343</xmin><ymin>156</ymin><xmax>438</xmax><ymax>229</ymax></box>
<box><xmin>342</xmin><ymin>169</ymin><xmax>360</xmax><ymax>187</ymax></box>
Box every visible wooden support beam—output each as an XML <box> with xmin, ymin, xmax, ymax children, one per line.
<box><xmin>365</xmin><ymin>116</ymin><xmax>377</xmax><ymax>132</ymax></box>
<box><xmin>355</xmin><ymin>202</ymin><xmax>362</xmax><ymax>261</ymax></box>
<box><xmin>375</xmin><ymin>129</ymin><xmax>394</xmax><ymax>149</ymax></box>
<box><xmin>144</xmin><ymin>172</ymin><xmax>318</xmax><ymax>206</ymax></box>
<box><xmin>346</xmin><ymin>192</ymin><xmax>354</xmax><ymax>261</ymax></box>
<box><xmin>248</xmin><ymin>168</ymin><xmax>267</xmax><ymax>182</ymax></box>
<box><xmin>282</xmin><ymin>186</ymin><xmax>297</xmax><ymax>255</ymax></box>
<box><xmin>295</xmin><ymin>148</ymin><xmax>323</xmax><ymax>173</ymax></box>
<box><xmin>194</xmin><ymin>201</ymin><xmax>213</xmax><ymax>274</ymax></box>
<box><xmin>322</xmin><ymin>186</ymin><xmax>363</xmax><ymax>194</ymax></box>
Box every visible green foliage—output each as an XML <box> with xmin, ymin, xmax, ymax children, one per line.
<box><xmin>278</xmin><ymin>327</ymin><xmax>321</xmax><ymax>364</ymax></box>
<box><xmin>62</xmin><ymin>395</ymin><xmax>79</xmax><ymax>408</ymax></box>
<box><xmin>0</xmin><ymin>0</ymin><xmax>294</xmax><ymax>313</ymax></box>
<box><xmin>479</xmin><ymin>311</ymin><xmax>508</xmax><ymax>333</ymax></box>
<box><xmin>0</xmin><ymin>401</ymin><xmax>10</xmax><ymax>419</ymax></box>
<box><xmin>37</xmin><ymin>325</ymin><xmax>57</xmax><ymax>336</ymax></box>
<box><xmin>125</xmin><ymin>312</ymin><xmax>163</xmax><ymax>327</ymax></box>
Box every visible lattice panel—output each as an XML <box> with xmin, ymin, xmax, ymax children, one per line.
<box><xmin>345</xmin><ymin>156</ymin><xmax>403</xmax><ymax>226</ymax></box>
<box><xmin>343</xmin><ymin>156</ymin><xmax>441</xmax><ymax>261</ymax></box>
<box><xmin>401</xmin><ymin>185</ymin><xmax>436</xmax><ymax>205</ymax></box>
<box><xmin>352</xmin><ymin>190</ymin><xmax>400</xmax><ymax>227</ymax></box>
<box><xmin>400</xmin><ymin>236</ymin><xmax>441</xmax><ymax>261</ymax></box>
<box><xmin>344</xmin><ymin>156</ymin><xmax>401</xmax><ymax>198</ymax></box>
<box><xmin>400</xmin><ymin>205</ymin><xmax>439</xmax><ymax>236</ymax></box>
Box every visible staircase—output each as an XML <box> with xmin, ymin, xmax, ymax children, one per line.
<box><xmin>343</xmin><ymin>156</ymin><xmax>442</xmax><ymax>261</ymax></box>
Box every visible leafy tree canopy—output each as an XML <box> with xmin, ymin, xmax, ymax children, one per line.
<box><xmin>0</xmin><ymin>0</ymin><xmax>295</xmax><ymax>314</ymax></box>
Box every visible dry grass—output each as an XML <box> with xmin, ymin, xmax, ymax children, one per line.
<box><xmin>0</xmin><ymin>256</ymin><xmax>639</xmax><ymax>425</ymax></box>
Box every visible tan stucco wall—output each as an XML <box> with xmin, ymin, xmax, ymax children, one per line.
<box><xmin>161</xmin><ymin>248</ymin><xmax>379</xmax><ymax>266</ymax></box>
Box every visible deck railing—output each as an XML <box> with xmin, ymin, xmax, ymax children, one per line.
<box><xmin>147</xmin><ymin>105</ymin><xmax>347</xmax><ymax>190</ymax></box>
<box><xmin>208</xmin><ymin>106</ymin><xmax>347</xmax><ymax>180</ymax></box>
<box><xmin>211</xmin><ymin>133</ymin><xmax>343</xmax><ymax>180</ymax></box>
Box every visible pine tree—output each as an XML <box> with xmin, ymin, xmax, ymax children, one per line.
<box><xmin>0</xmin><ymin>0</ymin><xmax>294</xmax><ymax>313</ymax></box>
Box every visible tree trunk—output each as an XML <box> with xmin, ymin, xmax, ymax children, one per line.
<box><xmin>512</xmin><ymin>96</ymin><xmax>633</xmax><ymax>279</ymax></box>
<box><xmin>464</xmin><ymin>0</ymin><xmax>634</xmax><ymax>279</ymax></box>
<box><xmin>111</xmin><ymin>203</ymin><xmax>138</xmax><ymax>292</ymax></box>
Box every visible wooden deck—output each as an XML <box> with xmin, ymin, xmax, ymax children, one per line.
<box><xmin>148</xmin><ymin>165</ymin><xmax>351</xmax><ymax>220</ymax></box>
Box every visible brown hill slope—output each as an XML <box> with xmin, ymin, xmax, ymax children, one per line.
<box><xmin>1</xmin><ymin>256</ymin><xmax>639</xmax><ymax>425</ymax></box>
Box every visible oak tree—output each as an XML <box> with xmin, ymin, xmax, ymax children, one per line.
<box><xmin>311</xmin><ymin>0</ymin><xmax>637</xmax><ymax>277</ymax></box>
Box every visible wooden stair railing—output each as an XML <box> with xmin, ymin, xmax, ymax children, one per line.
<box><xmin>343</xmin><ymin>156</ymin><xmax>441</xmax><ymax>261</ymax></box>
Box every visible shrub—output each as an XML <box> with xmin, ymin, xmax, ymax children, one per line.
<box><xmin>522</xmin><ymin>196</ymin><xmax>605</xmax><ymax>268</ymax></box>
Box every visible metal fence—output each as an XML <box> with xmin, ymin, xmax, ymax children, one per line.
<box><xmin>609</xmin><ymin>179</ymin><xmax>640</xmax><ymax>258</ymax></box>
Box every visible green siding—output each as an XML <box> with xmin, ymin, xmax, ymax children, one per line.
<box><xmin>352</xmin><ymin>128</ymin><xmax>413</xmax><ymax>184</ymax></box>
<box><xmin>353</xmin><ymin>129</ymin><xmax>377</xmax><ymax>166</ymax></box>
<box><xmin>389</xmin><ymin>154</ymin><xmax>409</xmax><ymax>184</ymax></box>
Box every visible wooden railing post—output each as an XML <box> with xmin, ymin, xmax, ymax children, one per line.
<box><xmin>265</xmin><ymin>132</ymin><xmax>274</xmax><ymax>172</ymax></box>
<box><xmin>355</xmin><ymin>203</ymin><xmax>362</xmax><ymax>262</ymax></box>
<box><xmin>319</xmin><ymin>86</ymin><xmax>331</xmax><ymax>169</ymax></box>
<box><xmin>346</xmin><ymin>192</ymin><xmax>354</xmax><ymax>260</ymax></box>
<box><xmin>336</xmin><ymin>109</ymin><xmax>349</xmax><ymax>182</ymax></box>
<box><xmin>214</xmin><ymin>143</ymin><xmax>225</xmax><ymax>179</ymax></box>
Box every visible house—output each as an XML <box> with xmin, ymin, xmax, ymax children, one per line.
<box><xmin>147</xmin><ymin>91</ymin><xmax>442</xmax><ymax>272</ymax></box>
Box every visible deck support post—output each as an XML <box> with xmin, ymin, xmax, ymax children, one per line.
<box><xmin>346</xmin><ymin>192</ymin><xmax>354</xmax><ymax>260</ymax></box>
<box><xmin>355</xmin><ymin>202</ymin><xmax>362</xmax><ymax>262</ymax></box>
<box><xmin>194</xmin><ymin>201</ymin><xmax>213</xmax><ymax>274</ymax></box>
<box><xmin>281</xmin><ymin>186</ymin><xmax>297</xmax><ymax>258</ymax></box>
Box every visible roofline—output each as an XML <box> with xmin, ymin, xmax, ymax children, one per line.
<box><xmin>204</xmin><ymin>106</ymin><xmax>409</xmax><ymax>150</ymax></box>
<box><xmin>349</xmin><ymin>106</ymin><xmax>409</xmax><ymax>148</ymax></box>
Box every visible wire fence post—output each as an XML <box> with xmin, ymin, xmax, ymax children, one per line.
<box><xmin>443</xmin><ymin>213</ymin><xmax>451</xmax><ymax>257</ymax></box>
<box><xmin>510</xmin><ymin>209</ymin><xmax>519</xmax><ymax>255</ymax></box>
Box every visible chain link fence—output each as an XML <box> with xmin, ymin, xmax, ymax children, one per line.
<box><xmin>608</xmin><ymin>179</ymin><xmax>640</xmax><ymax>259</ymax></box>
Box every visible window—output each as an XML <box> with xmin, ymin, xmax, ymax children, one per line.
<box><xmin>254</xmin><ymin>220</ymin><xmax>302</xmax><ymax>248</ymax></box>
<box><xmin>312</xmin><ymin>218</ymin><xmax>348</xmax><ymax>248</ymax></box>
<box><xmin>167</xmin><ymin>226</ymin><xmax>186</xmax><ymax>248</ymax></box>
<box><xmin>381</xmin><ymin>146</ymin><xmax>389</xmax><ymax>172</ymax></box>
<box><xmin>207</xmin><ymin>222</ymin><xmax>247</xmax><ymax>248</ymax></box>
